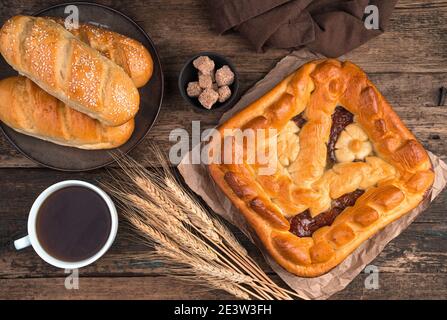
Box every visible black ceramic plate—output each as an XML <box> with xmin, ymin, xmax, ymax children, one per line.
<box><xmin>0</xmin><ymin>2</ymin><xmax>164</xmax><ymax>171</ymax></box>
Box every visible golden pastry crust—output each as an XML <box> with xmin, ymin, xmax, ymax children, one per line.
<box><xmin>208</xmin><ymin>59</ymin><xmax>434</xmax><ymax>277</ymax></box>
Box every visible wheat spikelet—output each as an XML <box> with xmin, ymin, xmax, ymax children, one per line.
<box><xmin>155</xmin><ymin>247</ymin><xmax>255</xmax><ymax>298</ymax></box>
<box><xmin>161</xmin><ymin>259</ymin><xmax>254</xmax><ymax>284</ymax></box>
<box><xmin>136</xmin><ymin>232</ymin><xmax>273</xmax><ymax>299</ymax></box>
<box><xmin>108</xmin><ymin>152</ymin><xmax>190</xmax><ymax>224</ymax></box>
<box><xmin>190</xmin><ymin>262</ymin><xmax>252</xmax><ymax>284</ymax></box>
<box><xmin>128</xmin><ymin>195</ymin><xmax>218</xmax><ymax>261</ymax></box>
<box><xmin>118</xmin><ymin>191</ymin><xmax>216</xmax><ymax>262</ymax></box>
<box><xmin>125</xmin><ymin>213</ymin><xmax>176</xmax><ymax>250</ymax></box>
<box><xmin>212</xmin><ymin>217</ymin><xmax>248</xmax><ymax>257</ymax></box>
<box><xmin>103</xmin><ymin>150</ymin><xmax>298</xmax><ymax>300</ymax></box>
<box><xmin>126</xmin><ymin>194</ymin><xmax>180</xmax><ymax>226</ymax></box>
<box><xmin>134</xmin><ymin>176</ymin><xmax>190</xmax><ymax>223</ymax></box>
<box><xmin>109</xmin><ymin>186</ymin><xmax>219</xmax><ymax>262</ymax></box>
<box><xmin>155</xmin><ymin>244</ymin><xmax>192</xmax><ymax>262</ymax></box>
<box><xmin>206</xmin><ymin>280</ymin><xmax>251</xmax><ymax>300</ymax></box>
<box><xmin>165</xmin><ymin>177</ymin><xmax>221</xmax><ymax>243</ymax></box>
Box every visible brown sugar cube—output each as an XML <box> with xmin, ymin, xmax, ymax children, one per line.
<box><xmin>198</xmin><ymin>88</ymin><xmax>219</xmax><ymax>109</ymax></box>
<box><xmin>198</xmin><ymin>72</ymin><xmax>213</xmax><ymax>89</ymax></box>
<box><xmin>186</xmin><ymin>81</ymin><xmax>202</xmax><ymax>97</ymax></box>
<box><xmin>218</xmin><ymin>85</ymin><xmax>232</xmax><ymax>103</ymax></box>
<box><xmin>192</xmin><ymin>56</ymin><xmax>215</xmax><ymax>75</ymax></box>
<box><xmin>215</xmin><ymin>65</ymin><xmax>234</xmax><ymax>87</ymax></box>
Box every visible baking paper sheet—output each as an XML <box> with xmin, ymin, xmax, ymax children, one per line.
<box><xmin>178</xmin><ymin>50</ymin><xmax>447</xmax><ymax>299</ymax></box>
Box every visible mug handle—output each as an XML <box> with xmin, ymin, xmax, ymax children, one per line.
<box><xmin>14</xmin><ymin>235</ymin><xmax>31</xmax><ymax>250</ymax></box>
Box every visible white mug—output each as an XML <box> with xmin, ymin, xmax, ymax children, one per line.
<box><xmin>14</xmin><ymin>180</ymin><xmax>118</xmax><ymax>269</ymax></box>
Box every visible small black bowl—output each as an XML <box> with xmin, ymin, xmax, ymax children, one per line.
<box><xmin>178</xmin><ymin>52</ymin><xmax>240</xmax><ymax>112</ymax></box>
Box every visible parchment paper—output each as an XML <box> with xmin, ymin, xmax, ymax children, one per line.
<box><xmin>178</xmin><ymin>50</ymin><xmax>447</xmax><ymax>300</ymax></box>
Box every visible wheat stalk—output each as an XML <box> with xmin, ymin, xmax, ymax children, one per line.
<box><xmin>121</xmin><ymin>193</ymin><xmax>218</xmax><ymax>262</ymax></box>
<box><xmin>134</xmin><ymin>176</ymin><xmax>190</xmax><ymax>223</ymax></box>
<box><xmin>162</xmin><ymin>175</ymin><xmax>295</xmax><ymax>299</ymax></box>
<box><xmin>103</xmin><ymin>150</ymin><xmax>298</xmax><ymax>300</ymax></box>
<box><xmin>156</xmin><ymin>247</ymin><xmax>252</xmax><ymax>284</ymax></box>
<box><xmin>205</xmin><ymin>280</ymin><xmax>252</xmax><ymax>300</ymax></box>
<box><xmin>165</xmin><ymin>177</ymin><xmax>221</xmax><ymax>243</ymax></box>
<box><xmin>212</xmin><ymin>216</ymin><xmax>248</xmax><ymax>256</ymax></box>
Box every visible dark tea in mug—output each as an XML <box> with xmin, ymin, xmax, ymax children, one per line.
<box><xmin>35</xmin><ymin>186</ymin><xmax>112</xmax><ymax>262</ymax></box>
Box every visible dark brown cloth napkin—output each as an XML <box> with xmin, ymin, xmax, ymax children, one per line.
<box><xmin>208</xmin><ymin>0</ymin><xmax>398</xmax><ymax>57</ymax></box>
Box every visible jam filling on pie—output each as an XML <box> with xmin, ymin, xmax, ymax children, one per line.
<box><xmin>289</xmin><ymin>189</ymin><xmax>364</xmax><ymax>237</ymax></box>
<box><xmin>327</xmin><ymin>107</ymin><xmax>354</xmax><ymax>163</ymax></box>
<box><xmin>286</xmin><ymin>107</ymin><xmax>366</xmax><ymax>238</ymax></box>
<box><xmin>292</xmin><ymin>113</ymin><xmax>307</xmax><ymax>129</ymax></box>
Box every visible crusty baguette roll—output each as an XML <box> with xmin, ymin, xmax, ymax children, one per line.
<box><xmin>0</xmin><ymin>16</ymin><xmax>140</xmax><ymax>126</ymax></box>
<box><xmin>0</xmin><ymin>76</ymin><xmax>134</xmax><ymax>149</ymax></box>
<box><xmin>48</xmin><ymin>18</ymin><xmax>153</xmax><ymax>88</ymax></box>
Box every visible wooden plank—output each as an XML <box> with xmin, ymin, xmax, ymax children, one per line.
<box><xmin>0</xmin><ymin>0</ymin><xmax>446</xmax><ymax>167</ymax></box>
<box><xmin>397</xmin><ymin>1</ymin><xmax>447</xmax><ymax>9</ymax></box>
<box><xmin>0</xmin><ymin>0</ymin><xmax>446</xmax><ymax>300</ymax></box>
<box><xmin>331</xmin><ymin>273</ymin><xmax>447</xmax><ymax>300</ymax></box>
<box><xmin>0</xmin><ymin>168</ymin><xmax>445</xmax><ymax>302</ymax></box>
<box><xmin>0</xmin><ymin>1</ymin><xmax>446</xmax><ymax>74</ymax></box>
<box><xmin>1</xmin><ymin>222</ymin><xmax>446</xmax><ymax>279</ymax></box>
<box><xmin>0</xmin><ymin>273</ymin><xmax>445</xmax><ymax>300</ymax></box>
<box><xmin>0</xmin><ymin>276</ymin><xmax>235</xmax><ymax>300</ymax></box>
<box><xmin>0</xmin><ymin>72</ymin><xmax>446</xmax><ymax>168</ymax></box>
<box><xmin>0</xmin><ymin>169</ymin><xmax>445</xmax><ymax>227</ymax></box>
<box><xmin>36</xmin><ymin>0</ymin><xmax>447</xmax><ymax>73</ymax></box>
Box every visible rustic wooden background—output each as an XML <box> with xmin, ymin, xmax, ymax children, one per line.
<box><xmin>0</xmin><ymin>0</ymin><xmax>446</xmax><ymax>300</ymax></box>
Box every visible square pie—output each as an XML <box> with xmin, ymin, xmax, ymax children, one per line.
<box><xmin>208</xmin><ymin>60</ymin><xmax>434</xmax><ymax>277</ymax></box>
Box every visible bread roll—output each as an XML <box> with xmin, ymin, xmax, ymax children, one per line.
<box><xmin>48</xmin><ymin>17</ymin><xmax>153</xmax><ymax>88</ymax></box>
<box><xmin>0</xmin><ymin>76</ymin><xmax>134</xmax><ymax>149</ymax></box>
<box><xmin>0</xmin><ymin>16</ymin><xmax>140</xmax><ymax>126</ymax></box>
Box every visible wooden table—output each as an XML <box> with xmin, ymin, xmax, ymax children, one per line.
<box><xmin>0</xmin><ymin>0</ymin><xmax>446</xmax><ymax>300</ymax></box>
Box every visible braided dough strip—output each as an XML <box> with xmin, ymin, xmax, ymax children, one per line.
<box><xmin>208</xmin><ymin>60</ymin><xmax>434</xmax><ymax>277</ymax></box>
